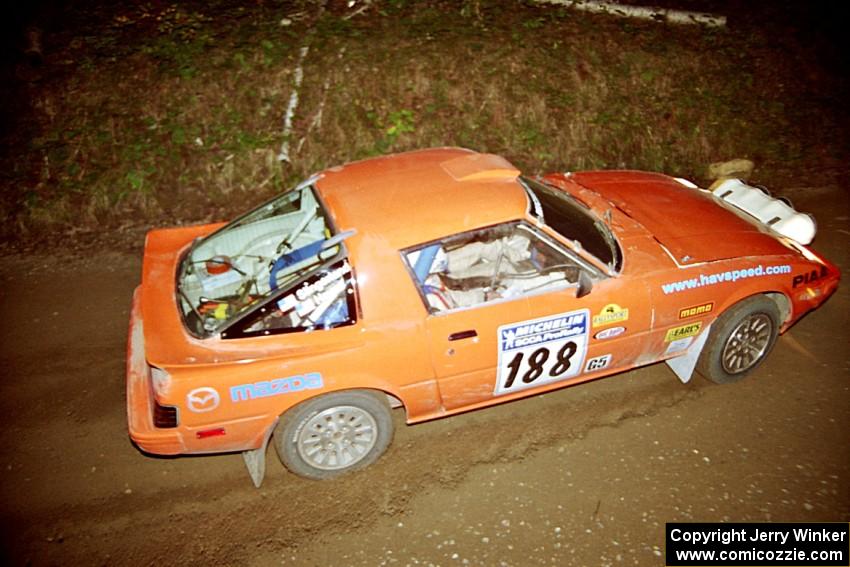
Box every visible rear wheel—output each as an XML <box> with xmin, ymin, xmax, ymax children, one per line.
<box><xmin>274</xmin><ymin>390</ymin><xmax>393</xmax><ymax>480</ymax></box>
<box><xmin>696</xmin><ymin>295</ymin><xmax>780</xmax><ymax>384</ymax></box>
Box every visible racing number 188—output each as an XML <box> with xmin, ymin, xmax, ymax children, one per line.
<box><xmin>503</xmin><ymin>341</ymin><xmax>578</xmax><ymax>389</ymax></box>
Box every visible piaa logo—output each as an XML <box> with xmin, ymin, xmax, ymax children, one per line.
<box><xmin>187</xmin><ymin>387</ymin><xmax>220</xmax><ymax>413</ymax></box>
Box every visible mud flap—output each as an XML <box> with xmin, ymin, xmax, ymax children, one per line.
<box><xmin>242</xmin><ymin>424</ymin><xmax>275</xmax><ymax>488</ymax></box>
<box><xmin>665</xmin><ymin>324</ymin><xmax>711</xmax><ymax>383</ymax></box>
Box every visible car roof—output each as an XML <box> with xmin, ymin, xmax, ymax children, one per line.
<box><xmin>315</xmin><ymin>148</ymin><xmax>529</xmax><ymax>249</ymax></box>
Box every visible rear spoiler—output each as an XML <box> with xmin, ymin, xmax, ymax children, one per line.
<box><xmin>710</xmin><ymin>179</ymin><xmax>816</xmax><ymax>245</ymax></box>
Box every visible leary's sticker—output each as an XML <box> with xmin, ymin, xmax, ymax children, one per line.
<box><xmin>187</xmin><ymin>387</ymin><xmax>220</xmax><ymax>413</ymax></box>
<box><xmin>594</xmin><ymin>326</ymin><xmax>625</xmax><ymax>340</ymax></box>
<box><xmin>495</xmin><ymin>309</ymin><xmax>589</xmax><ymax>396</ymax></box>
<box><xmin>230</xmin><ymin>372</ymin><xmax>323</xmax><ymax>402</ymax></box>
<box><xmin>592</xmin><ymin>304</ymin><xmax>629</xmax><ymax>327</ymax></box>
<box><xmin>584</xmin><ymin>354</ymin><xmax>612</xmax><ymax>372</ymax></box>
<box><xmin>678</xmin><ymin>302</ymin><xmax>714</xmax><ymax>319</ymax></box>
<box><xmin>665</xmin><ymin>322</ymin><xmax>702</xmax><ymax>342</ymax></box>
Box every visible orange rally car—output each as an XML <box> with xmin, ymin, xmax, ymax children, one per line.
<box><xmin>127</xmin><ymin>148</ymin><xmax>839</xmax><ymax>485</ymax></box>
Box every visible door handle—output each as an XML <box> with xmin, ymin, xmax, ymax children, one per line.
<box><xmin>448</xmin><ymin>329</ymin><xmax>478</xmax><ymax>341</ymax></box>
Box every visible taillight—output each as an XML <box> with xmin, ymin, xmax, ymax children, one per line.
<box><xmin>153</xmin><ymin>400</ymin><xmax>178</xmax><ymax>428</ymax></box>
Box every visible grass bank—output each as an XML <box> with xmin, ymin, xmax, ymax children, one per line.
<box><xmin>1</xmin><ymin>0</ymin><xmax>847</xmax><ymax>245</ymax></box>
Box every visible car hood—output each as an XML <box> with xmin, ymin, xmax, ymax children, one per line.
<box><xmin>569</xmin><ymin>171</ymin><xmax>793</xmax><ymax>265</ymax></box>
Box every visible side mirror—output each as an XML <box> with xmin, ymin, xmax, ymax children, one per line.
<box><xmin>576</xmin><ymin>270</ymin><xmax>593</xmax><ymax>299</ymax></box>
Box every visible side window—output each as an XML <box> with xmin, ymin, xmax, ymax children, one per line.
<box><xmin>227</xmin><ymin>260</ymin><xmax>356</xmax><ymax>337</ymax></box>
<box><xmin>403</xmin><ymin>222</ymin><xmax>583</xmax><ymax>313</ymax></box>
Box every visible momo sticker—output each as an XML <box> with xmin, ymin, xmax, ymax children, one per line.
<box><xmin>495</xmin><ymin>310</ymin><xmax>589</xmax><ymax>396</ymax></box>
<box><xmin>664</xmin><ymin>322</ymin><xmax>702</xmax><ymax>342</ymax></box>
<box><xmin>592</xmin><ymin>304</ymin><xmax>629</xmax><ymax>327</ymax></box>
<box><xmin>678</xmin><ymin>302</ymin><xmax>714</xmax><ymax>319</ymax></box>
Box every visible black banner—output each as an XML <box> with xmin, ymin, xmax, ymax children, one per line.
<box><xmin>666</xmin><ymin>523</ymin><xmax>849</xmax><ymax>566</ymax></box>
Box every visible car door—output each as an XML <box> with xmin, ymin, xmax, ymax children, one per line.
<box><xmin>403</xmin><ymin>221</ymin><xmax>644</xmax><ymax>411</ymax></box>
<box><xmin>402</xmin><ymin>222</ymin><xmax>535</xmax><ymax>410</ymax></box>
<box><xmin>497</xmin><ymin>222</ymin><xmax>652</xmax><ymax>396</ymax></box>
<box><xmin>424</xmin><ymin>297</ymin><xmax>531</xmax><ymax>410</ymax></box>
<box><xmin>523</xmin><ymin>273</ymin><xmax>653</xmax><ymax>384</ymax></box>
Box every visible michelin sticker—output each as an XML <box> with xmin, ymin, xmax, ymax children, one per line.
<box><xmin>495</xmin><ymin>309</ymin><xmax>589</xmax><ymax>396</ymax></box>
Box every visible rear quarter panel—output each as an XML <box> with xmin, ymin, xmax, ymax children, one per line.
<box><xmin>165</xmin><ymin>326</ymin><xmax>371</xmax><ymax>453</ymax></box>
<box><xmin>155</xmin><ymin>225</ymin><xmax>443</xmax><ymax>454</ymax></box>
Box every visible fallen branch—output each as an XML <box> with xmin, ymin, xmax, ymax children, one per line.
<box><xmin>277</xmin><ymin>45</ymin><xmax>310</xmax><ymax>163</ymax></box>
<box><xmin>342</xmin><ymin>0</ymin><xmax>373</xmax><ymax>21</ymax></box>
<box><xmin>277</xmin><ymin>2</ymin><xmax>328</xmax><ymax>163</ymax></box>
<box><xmin>534</xmin><ymin>0</ymin><xmax>726</xmax><ymax>27</ymax></box>
<box><xmin>295</xmin><ymin>47</ymin><xmax>346</xmax><ymax>155</ymax></box>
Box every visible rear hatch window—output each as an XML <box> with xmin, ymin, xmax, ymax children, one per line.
<box><xmin>176</xmin><ymin>179</ymin><xmax>344</xmax><ymax>337</ymax></box>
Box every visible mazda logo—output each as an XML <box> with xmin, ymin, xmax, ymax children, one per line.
<box><xmin>186</xmin><ymin>387</ymin><xmax>220</xmax><ymax>413</ymax></box>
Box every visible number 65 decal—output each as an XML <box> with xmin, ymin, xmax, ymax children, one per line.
<box><xmin>495</xmin><ymin>309</ymin><xmax>589</xmax><ymax>395</ymax></box>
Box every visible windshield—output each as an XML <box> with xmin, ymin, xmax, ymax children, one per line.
<box><xmin>520</xmin><ymin>177</ymin><xmax>621</xmax><ymax>272</ymax></box>
<box><xmin>177</xmin><ymin>178</ymin><xmax>343</xmax><ymax>336</ymax></box>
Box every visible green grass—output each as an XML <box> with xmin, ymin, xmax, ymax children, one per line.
<box><xmin>1</xmin><ymin>0</ymin><xmax>847</xmax><ymax>243</ymax></box>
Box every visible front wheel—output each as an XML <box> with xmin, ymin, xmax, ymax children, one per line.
<box><xmin>696</xmin><ymin>295</ymin><xmax>780</xmax><ymax>384</ymax></box>
<box><xmin>274</xmin><ymin>390</ymin><xmax>394</xmax><ymax>480</ymax></box>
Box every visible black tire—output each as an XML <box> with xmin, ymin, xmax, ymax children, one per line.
<box><xmin>696</xmin><ymin>295</ymin><xmax>780</xmax><ymax>384</ymax></box>
<box><xmin>274</xmin><ymin>390</ymin><xmax>393</xmax><ymax>480</ymax></box>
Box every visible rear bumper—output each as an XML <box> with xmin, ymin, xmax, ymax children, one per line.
<box><xmin>126</xmin><ymin>286</ymin><xmax>185</xmax><ymax>455</ymax></box>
